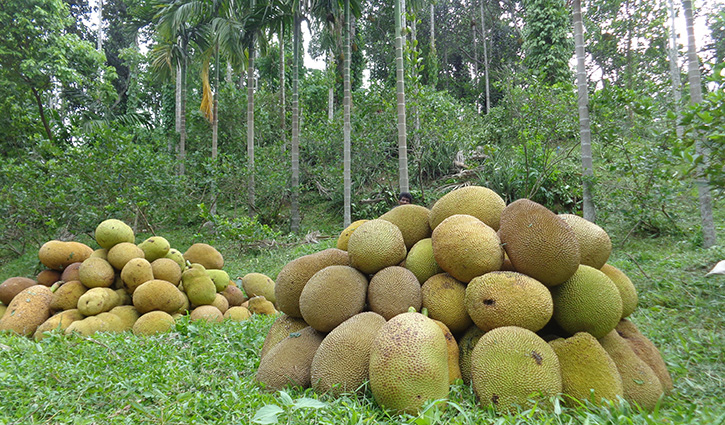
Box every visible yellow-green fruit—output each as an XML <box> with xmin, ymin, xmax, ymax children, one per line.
<box><xmin>465</xmin><ymin>271</ymin><xmax>553</xmax><ymax>332</ymax></box>
<box><xmin>471</xmin><ymin>326</ymin><xmax>562</xmax><ymax>413</ymax></box>
<box><xmin>221</xmin><ymin>284</ymin><xmax>247</xmax><ymax>307</ymax></box>
<box><xmin>348</xmin><ymin>219</ymin><xmax>407</xmax><ymax>275</ymax></box>
<box><xmin>380</xmin><ymin>204</ymin><xmax>432</xmax><ymax>250</ymax></box>
<box><xmin>599</xmin><ymin>330</ymin><xmax>664</xmax><ymax>411</ymax></box>
<box><xmin>96</xmin><ymin>311</ymin><xmax>125</xmax><ymax>332</ymax></box>
<box><xmin>405</xmin><ymin>238</ymin><xmax>443</xmax><ymax>284</ymax></box>
<box><xmin>181</xmin><ymin>264</ymin><xmax>216</xmax><ymax>306</ymax></box>
<box><xmin>369</xmin><ymin>312</ymin><xmax>449</xmax><ymax>414</ymax></box>
<box><xmin>38</xmin><ymin>240</ymin><xmax>94</xmax><ymax>271</ymax></box>
<box><xmin>138</xmin><ymin>236</ymin><xmax>171</xmax><ymax>262</ymax></box>
<box><xmin>78</xmin><ymin>257</ymin><xmax>115</xmax><ymax>288</ymax></box>
<box><xmin>275</xmin><ymin>248</ymin><xmax>349</xmax><ymax>318</ymax></box>
<box><xmin>115</xmin><ymin>288</ymin><xmax>131</xmax><ymax>306</ymax></box>
<box><xmin>106</xmin><ymin>242</ymin><xmax>145</xmax><ymax>271</ymax></box>
<box><xmin>429</xmin><ymin>185</ymin><xmax>506</xmax><ymax>231</ymax></box>
<box><xmin>108</xmin><ymin>305</ymin><xmax>140</xmax><ymax>330</ymax></box>
<box><xmin>120</xmin><ymin>257</ymin><xmax>154</xmax><ymax>294</ymax></box>
<box><xmin>336</xmin><ymin>219</ymin><xmax>368</xmax><ymax>251</ymax></box>
<box><xmin>256</xmin><ymin>326</ymin><xmax>325</xmax><ymax>391</ymax></box>
<box><xmin>206</xmin><ymin>269</ymin><xmax>230</xmax><ymax>293</ymax></box>
<box><xmin>551</xmin><ymin>265</ymin><xmax>623</xmax><ymax>339</ymax></box>
<box><xmin>421</xmin><ymin>273</ymin><xmax>471</xmax><ymax>334</ymax></box>
<box><xmin>133</xmin><ymin>311</ymin><xmax>176</xmax><ymax>335</ymax></box>
<box><xmin>367</xmin><ymin>266</ymin><xmax>422</xmax><ymax>320</ymax></box>
<box><xmin>151</xmin><ymin>258</ymin><xmax>182</xmax><ymax>286</ymax></box>
<box><xmin>310</xmin><ymin>311</ymin><xmax>387</xmax><ymax>396</ymax></box>
<box><xmin>77</xmin><ymin>287</ymin><xmax>120</xmax><ymax>316</ymax></box>
<box><xmin>211</xmin><ymin>293</ymin><xmax>229</xmax><ymax>313</ymax></box>
<box><xmin>165</xmin><ymin>248</ymin><xmax>186</xmax><ymax>270</ymax></box>
<box><xmin>432</xmin><ymin>214</ymin><xmax>503</xmax><ymax>283</ymax></box>
<box><xmin>132</xmin><ymin>279</ymin><xmax>184</xmax><ymax>314</ymax></box>
<box><xmin>458</xmin><ymin>325</ymin><xmax>486</xmax><ymax>385</ymax></box>
<box><xmin>241</xmin><ymin>272</ymin><xmax>276</xmax><ymax>303</ymax></box>
<box><xmin>0</xmin><ymin>285</ymin><xmax>53</xmax><ymax>336</ymax></box>
<box><xmin>248</xmin><ymin>296</ymin><xmax>277</xmax><ymax>315</ymax></box>
<box><xmin>190</xmin><ymin>305</ymin><xmax>224</xmax><ymax>322</ymax></box>
<box><xmin>260</xmin><ymin>314</ymin><xmax>309</xmax><ymax>359</ymax></box>
<box><xmin>50</xmin><ymin>280</ymin><xmax>87</xmax><ymax>312</ymax></box>
<box><xmin>432</xmin><ymin>319</ymin><xmax>462</xmax><ymax>384</ymax></box>
<box><xmin>89</xmin><ymin>248</ymin><xmax>108</xmax><ymax>259</ymax></box>
<box><xmin>615</xmin><ymin>319</ymin><xmax>673</xmax><ymax>393</ymax></box>
<box><xmin>299</xmin><ymin>265</ymin><xmax>368</xmax><ymax>332</ymax></box>
<box><xmin>34</xmin><ymin>309</ymin><xmax>84</xmax><ymax>340</ymax></box>
<box><xmin>36</xmin><ymin>269</ymin><xmax>61</xmax><ymax>287</ymax></box>
<box><xmin>95</xmin><ymin>219</ymin><xmax>135</xmax><ymax>250</ymax></box>
<box><xmin>224</xmin><ymin>306</ymin><xmax>252</xmax><ymax>321</ymax></box>
<box><xmin>0</xmin><ymin>305</ymin><xmax>6</xmax><ymax>320</ymax></box>
<box><xmin>601</xmin><ymin>264</ymin><xmax>638</xmax><ymax>318</ymax></box>
<box><xmin>184</xmin><ymin>243</ymin><xmax>224</xmax><ymax>269</ymax></box>
<box><xmin>549</xmin><ymin>332</ymin><xmax>624</xmax><ymax>406</ymax></box>
<box><xmin>0</xmin><ymin>277</ymin><xmax>37</xmax><ymax>305</ymax></box>
<box><xmin>499</xmin><ymin>199</ymin><xmax>580</xmax><ymax>287</ymax></box>
<box><xmin>559</xmin><ymin>214</ymin><xmax>612</xmax><ymax>269</ymax></box>
<box><xmin>65</xmin><ymin>316</ymin><xmax>106</xmax><ymax>336</ymax></box>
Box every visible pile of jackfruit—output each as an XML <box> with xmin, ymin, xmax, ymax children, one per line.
<box><xmin>256</xmin><ymin>185</ymin><xmax>673</xmax><ymax>415</ymax></box>
<box><xmin>0</xmin><ymin>219</ymin><xmax>278</xmax><ymax>339</ymax></box>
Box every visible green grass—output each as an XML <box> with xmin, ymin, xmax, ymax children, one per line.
<box><xmin>1</xmin><ymin>206</ymin><xmax>724</xmax><ymax>424</ymax></box>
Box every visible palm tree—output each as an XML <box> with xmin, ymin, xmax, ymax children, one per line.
<box><xmin>572</xmin><ymin>0</ymin><xmax>595</xmax><ymax>222</ymax></box>
<box><xmin>682</xmin><ymin>0</ymin><xmax>717</xmax><ymax>248</ymax></box>
<box><xmin>395</xmin><ymin>0</ymin><xmax>409</xmax><ymax>194</ymax></box>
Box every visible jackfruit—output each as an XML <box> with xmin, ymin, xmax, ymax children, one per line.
<box><xmin>224</xmin><ymin>306</ymin><xmax>252</xmax><ymax>321</ymax></box>
<box><xmin>206</xmin><ymin>269</ymin><xmax>230</xmax><ymax>293</ymax></box>
<box><xmin>182</xmin><ymin>264</ymin><xmax>216</xmax><ymax>306</ymax></box>
<box><xmin>34</xmin><ymin>309</ymin><xmax>84</xmax><ymax>340</ymax></box>
<box><xmin>421</xmin><ymin>273</ymin><xmax>471</xmax><ymax>334</ymax></box>
<box><xmin>106</xmin><ymin>242</ymin><xmax>145</xmax><ymax>271</ymax></box>
<box><xmin>428</xmin><ymin>185</ymin><xmax>506</xmax><ymax>231</ymax></box>
<box><xmin>600</xmin><ymin>264</ymin><xmax>638</xmax><ymax>318</ymax></box>
<box><xmin>549</xmin><ymin>332</ymin><xmax>624</xmax><ymax>406</ymax></box>
<box><xmin>190</xmin><ymin>305</ymin><xmax>224</xmax><ymax>322</ymax></box>
<box><xmin>260</xmin><ymin>314</ymin><xmax>309</xmax><ymax>359</ymax></box>
<box><xmin>133</xmin><ymin>311</ymin><xmax>175</xmax><ymax>335</ymax></box>
<box><xmin>38</xmin><ymin>240</ymin><xmax>93</xmax><ymax>271</ymax></box>
<box><xmin>336</xmin><ymin>219</ymin><xmax>368</xmax><ymax>251</ymax></box>
<box><xmin>310</xmin><ymin>311</ymin><xmax>387</xmax><ymax>396</ymax></box>
<box><xmin>120</xmin><ymin>257</ymin><xmax>154</xmax><ymax>294</ymax></box>
<box><xmin>405</xmin><ymin>238</ymin><xmax>443</xmax><ymax>284</ymax></box>
<box><xmin>138</xmin><ymin>236</ymin><xmax>171</xmax><ymax>262</ymax></box>
<box><xmin>275</xmin><ymin>248</ymin><xmax>349</xmax><ymax>318</ymax></box>
<box><xmin>184</xmin><ymin>243</ymin><xmax>224</xmax><ymax>269</ymax></box>
<box><xmin>241</xmin><ymin>272</ymin><xmax>276</xmax><ymax>303</ymax></box>
<box><xmin>211</xmin><ymin>293</ymin><xmax>229</xmax><ymax>313</ymax></box>
<box><xmin>95</xmin><ymin>219</ymin><xmax>135</xmax><ymax>250</ymax></box>
<box><xmin>36</xmin><ymin>269</ymin><xmax>61</xmax><ymax>287</ymax></box>
<box><xmin>0</xmin><ymin>285</ymin><xmax>54</xmax><ymax>336</ymax></box>
<box><xmin>465</xmin><ymin>271</ymin><xmax>553</xmax><ymax>332</ymax></box>
<box><xmin>256</xmin><ymin>326</ymin><xmax>325</xmax><ymax>391</ymax></box>
<box><xmin>615</xmin><ymin>319</ymin><xmax>673</xmax><ymax>393</ymax></box>
<box><xmin>458</xmin><ymin>325</ymin><xmax>486</xmax><ymax>385</ymax></box>
<box><xmin>498</xmin><ymin>199</ymin><xmax>580</xmax><ymax>287</ymax></box>
<box><xmin>60</xmin><ymin>262</ymin><xmax>82</xmax><ymax>283</ymax></box>
<box><xmin>551</xmin><ymin>265</ymin><xmax>623</xmax><ymax>339</ymax></box>
<box><xmin>49</xmin><ymin>280</ymin><xmax>87</xmax><ymax>312</ymax></box>
<box><xmin>558</xmin><ymin>214</ymin><xmax>612</xmax><ymax>269</ymax></box>
<box><xmin>76</xmin><ymin>287</ymin><xmax>120</xmax><ymax>316</ymax></box>
<box><xmin>133</xmin><ymin>279</ymin><xmax>184</xmax><ymax>314</ymax></box>
<box><xmin>380</xmin><ymin>204</ymin><xmax>432</xmax><ymax>250</ymax></box>
<box><xmin>432</xmin><ymin>319</ymin><xmax>462</xmax><ymax>384</ymax></box>
<box><xmin>78</xmin><ymin>257</ymin><xmax>116</xmax><ymax>288</ymax></box>
<box><xmin>65</xmin><ymin>315</ymin><xmax>106</xmax><ymax>336</ymax></box>
<box><xmin>348</xmin><ymin>219</ymin><xmax>407</xmax><ymax>275</ymax></box>
<box><xmin>369</xmin><ymin>312</ymin><xmax>449</xmax><ymax>414</ymax></box>
<box><xmin>599</xmin><ymin>330</ymin><xmax>664</xmax><ymax>411</ymax></box>
<box><xmin>470</xmin><ymin>326</ymin><xmax>562</xmax><ymax>413</ymax></box>
<box><xmin>299</xmin><ymin>265</ymin><xmax>368</xmax><ymax>332</ymax></box>
<box><xmin>367</xmin><ymin>266</ymin><xmax>422</xmax><ymax>320</ymax></box>
<box><xmin>247</xmin><ymin>296</ymin><xmax>277</xmax><ymax>315</ymax></box>
<box><xmin>164</xmin><ymin>248</ymin><xmax>186</xmax><ymax>270</ymax></box>
<box><xmin>431</xmin><ymin>214</ymin><xmax>503</xmax><ymax>283</ymax></box>
<box><xmin>108</xmin><ymin>305</ymin><xmax>140</xmax><ymax>330</ymax></box>
<box><xmin>150</xmin><ymin>258</ymin><xmax>182</xmax><ymax>286</ymax></box>
<box><xmin>0</xmin><ymin>277</ymin><xmax>37</xmax><ymax>305</ymax></box>
<box><xmin>221</xmin><ymin>284</ymin><xmax>247</xmax><ymax>307</ymax></box>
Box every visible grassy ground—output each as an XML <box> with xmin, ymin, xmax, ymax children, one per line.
<box><xmin>1</xmin><ymin>204</ymin><xmax>724</xmax><ymax>424</ymax></box>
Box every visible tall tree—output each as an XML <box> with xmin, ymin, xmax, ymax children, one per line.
<box><xmin>343</xmin><ymin>0</ymin><xmax>352</xmax><ymax>227</ymax></box>
<box><xmin>667</xmin><ymin>0</ymin><xmax>684</xmax><ymax>137</ymax></box>
<box><xmin>480</xmin><ymin>0</ymin><xmax>490</xmax><ymax>113</ymax></box>
<box><xmin>683</xmin><ymin>0</ymin><xmax>717</xmax><ymax>248</ymax></box>
<box><xmin>395</xmin><ymin>0</ymin><xmax>409</xmax><ymax>193</ymax></box>
<box><xmin>573</xmin><ymin>0</ymin><xmax>595</xmax><ymax>222</ymax></box>
<box><xmin>522</xmin><ymin>0</ymin><xmax>573</xmax><ymax>85</ymax></box>
<box><xmin>291</xmin><ymin>6</ymin><xmax>301</xmax><ymax>232</ymax></box>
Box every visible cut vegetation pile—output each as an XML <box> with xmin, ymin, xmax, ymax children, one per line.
<box><xmin>0</xmin><ymin>219</ymin><xmax>278</xmax><ymax>340</ymax></box>
<box><xmin>255</xmin><ymin>185</ymin><xmax>673</xmax><ymax>415</ymax></box>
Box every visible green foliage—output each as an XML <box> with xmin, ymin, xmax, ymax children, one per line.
<box><xmin>197</xmin><ymin>204</ymin><xmax>283</xmax><ymax>251</ymax></box>
<box><xmin>521</xmin><ymin>0</ymin><xmax>573</xmax><ymax>85</ymax></box>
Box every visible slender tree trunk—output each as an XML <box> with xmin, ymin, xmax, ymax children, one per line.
<box><xmin>291</xmin><ymin>12</ymin><xmax>301</xmax><ymax>233</ymax></box>
<box><xmin>480</xmin><ymin>0</ymin><xmax>490</xmax><ymax>113</ymax></box>
<box><xmin>280</xmin><ymin>22</ymin><xmax>287</xmax><ymax>148</ymax></box>
<box><xmin>210</xmin><ymin>44</ymin><xmax>219</xmax><ymax>216</ymax></box>
<box><xmin>247</xmin><ymin>45</ymin><xmax>256</xmax><ymax>216</ymax></box>
<box><xmin>683</xmin><ymin>0</ymin><xmax>717</xmax><ymax>248</ymax></box>
<box><xmin>175</xmin><ymin>66</ymin><xmax>182</xmax><ymax>133</ymax></box>
<box><xmin>328</xmin><ymin>50</ymin><xmax>334</xmax><ymax>122</ymax></box>
<box><xmin>179</xmin><ymin>57</ymin><xmax>187</xmax><ymax>176</ymax></box>
<box><xmin>30</xmin><ymin>86</ymin><xmax>53</xmax><ymax>141</ymax></box>
<box><xmin>573</xmin><ymin>0</ymin><xmax>595</xmax><ymax>222</ymax></box>
<box><xmin>395</xmin><ymin>0</ymin><xmax>409</xmax><ymax>193</ymax></box>
<box><xmin>343</xmin><ymin>0</ymin><xmax>352</xmax><ymax>228</ymax></box>
<box><xmin>430</xmin><ymin>3</ymin><xmax>434</xmax><ymax>48</ymax></box>
<box><xmin>668</xmin><ymin>0</ymin><xmax>683</xmax><ymax>137</ymax></box>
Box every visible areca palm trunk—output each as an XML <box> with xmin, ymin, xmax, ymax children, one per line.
<box><xmin>480</xmin><ymin>0</ymin><xmax>490</xmax><ymax>113</ymax></box>
<box><xmin>179</xmin><ymin>56</ymin><xmax>187</xmax><ymax>176</ymax></box>
<box><xmin>395</xmin><ymin>0</ymin><xmax>409</xmax><ymax>193</ymax></box>
<box><xmin>573</xmin><ymin>0</ymin><xmax>595</xmax><ymax>221</ymax></box>
<box><xmin>683</xmin><ymin>0</ymin><xmax>717</xmax><ymax>247</ymax></box>
<box><xmin>211</xmin><ymin>44</ymin><xmax>219</xmax><ymax>215</ymax></box>
<box><xmin>280</xmin><ymin>22</ymin><xmax>287</xmax><ymax>146</ymax></box>
<box><xmin>291</xmin><ymin>11</ymin><xmax>301</xmax><ymax>233</ymax></box>
<box><xmin>247</xmin><ymin>44</ymin><xmax>256</xmax><ymax>216</ymax></box>
<box><xmin>667</xmin><ymin>0</ymin><xmax>683</xmax><ymax>137</ymax></box>
<box><xmin>343</xmin><ymin>0</ymin><xmax>352</xmax><ymax>228</ymax></box>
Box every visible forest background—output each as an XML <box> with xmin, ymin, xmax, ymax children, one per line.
<box><xmin>0</xmin><ymin>0</ymin><xmax>723</xmax><ymax>259</ymax></box>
